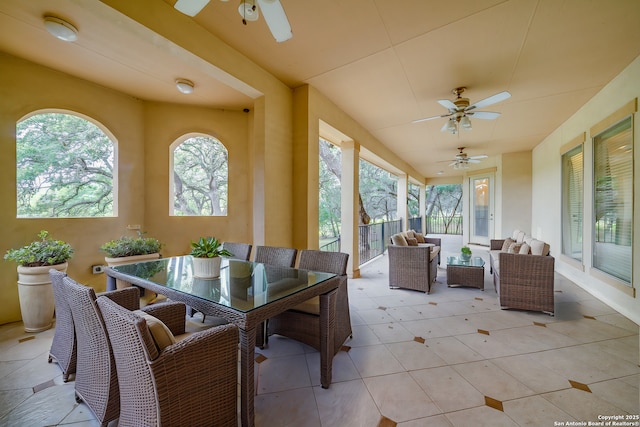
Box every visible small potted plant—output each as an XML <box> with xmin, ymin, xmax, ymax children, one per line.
<box><xmin>4</xmin><ymin>230</ymin><xmax>74</xmax><ymax>332</ymax></box>
<box><xmin>189</xmin><ymin>237</ymin><xmax>233</xmax><ymax>278</ymax></box>
<box><xmin>460</xmin><ymin>245</ymin><xmax>472</xmax><ymax>261</ymax></box>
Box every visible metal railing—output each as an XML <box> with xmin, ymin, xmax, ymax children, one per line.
<box><xmin>426</xmin><ymin>214</ymin><xmax>462</xmax><ymax>235</ymax></box>
<box><xmin>319</xmin><ymin>237</ymin><xmax>340</xmax><ymax>252</ymax></box>
<box><xmin>358</xmin><ymin>219</ymin><xmax>402</xmax><ymax>264</ymax></box>
<box><xmin>408</xmin><ymin>216</ymin><xmax>422</xmax><ymax>232</ymax></box>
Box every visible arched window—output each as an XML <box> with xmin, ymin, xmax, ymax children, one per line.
<box><xmin>171</xmin><ymin>134</ymin><xmax>228</xmax><ymax>216</ymax></box>
<box><xmin>16</xmin><ymin>111</ymin><xmax>116</xmax><ymax>218</ymax></box>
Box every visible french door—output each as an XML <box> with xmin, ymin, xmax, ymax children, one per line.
<box><xmin>469</xmin><ymin>173</ymin><xmax>494</xmax><ymax>246</ymax></box>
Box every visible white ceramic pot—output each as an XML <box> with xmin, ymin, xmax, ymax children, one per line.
<box><xmin>192</xmin><ymin>256</ymin><xmax>222</xmax><ymax>278</ymax></box>
<box><xmin>17</xmin><ymin>262</ymin><xmax>68</xmax><ymax>333</ymax></box>
<box><xmin>105</xmin><ymin>253</ymin><xmax>161</xmax><ymax>289</ymax></box>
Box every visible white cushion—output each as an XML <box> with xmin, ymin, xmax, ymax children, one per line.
<box><xmin>511</xmin><ymin>229</ymin><xmax>522</xmax><ymax>240</ymax></box>
<box><xmin>519</xmin><ymin>243</ymin><xmax>531</xmax><ymax>254</ymax></box>
<box><xmin>391</xmin><ymin>234</ymin><xmax>408</xmax><ymax>246</ymax></box>
<box><xmin>516</xmin><ymin>231</ymin><xmax>526</xmax><ymax>243</ymax></box>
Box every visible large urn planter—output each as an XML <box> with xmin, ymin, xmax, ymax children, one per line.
<box><xmin>17</xmin><ymin>262</ymin><xmax>68</xmax><ymax>333</ymax></box>
<box><xmin>105</xmin><ymin>253</ymin><xmax>161</xmax><ymax>289</ymax></box>
<box><xmin>192</xmin><ymin>256</ymin><xmax>222</xmax><ymax>279</ymax></box>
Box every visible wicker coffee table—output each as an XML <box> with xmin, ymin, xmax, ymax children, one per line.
<box><xmin>446</xmin><ymin>256</ymin><xmax>485</xmax><ymax>290</ymax></box>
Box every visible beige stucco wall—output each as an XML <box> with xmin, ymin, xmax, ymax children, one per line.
<box><xmin>533</xmin><ymin>54</ymin><xmax>640</xmax><ymax>325</ymax></box>
<box><xmin>0</xmin><ymin>54</ymin><xmax>256</xmax><ymax>325</ymax></box>
<box><xmin>500</xmin><ymin>151</ymin><xmax>532</xmax><ymax>237</ymax></box>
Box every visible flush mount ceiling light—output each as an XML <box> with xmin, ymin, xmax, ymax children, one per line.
<box><xmin>175</xmin><ymin>79</ymin><xmax>195</xmax><ymax>94</ymax></box>
<box><xmin>43</xmin><ymin>16</ymin><xmax>78</xmax><ymax>42</ymax></box>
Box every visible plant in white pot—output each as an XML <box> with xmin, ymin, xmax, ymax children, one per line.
<box><xmin>189</xmin><ymin>237</ymin><xmax>233</xmax><ymax>278</ymax></box>
<box><xmin>100</xmin><ymin>231</ymin><xmax>163</xmax><ymax>288</ymax></box>
<box><xmin>4</xmin><ymin>230</ymin><xmax>74</xmax><ymax>332</ymax></box>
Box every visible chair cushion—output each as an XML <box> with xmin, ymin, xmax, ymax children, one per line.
<box><xmin>134</xmin><ymin>310</ymin><xmax>176</xmax><ymax>352</ymax></box>
<box><xmin>414</xmin><ymin>233</ymin><xmax>425</xmax><ymax>243</ymax></box>
<box><xmin>406</xmin><ymin>237</ymin><xmax>418</xmax><ymax>246</ymax></box>
<box><xmin>501</xmin><ymin>238</ymin><xmax>515</xmax><ymax>252</ymax></box>
<box><xmin>515</xmin><ymin>231</ymin><xmax>526</xmax><ymax>243</ymax></box>
<box><xmin>430</xmin><ymin>246</ymin><xmax>440</xmax><ymax>261</ymax></box>
<box><xmin>519</xmin><ymin>243</ymin><xmax>531</xmax><ymax>254</ymax></box>
<box><xmin>511</xmin><ymin>229</ymin><xmax>522</xmax><ymax>240</ymax></box>
<box><xmin>507</xmin><ymin>242</ymin><xmax>523</xmax><ymax>254</ymax></box>
<box><xmin>291</xmin><ymin>296</ymin><xmax>319</xmax><ymax>315</ymax></box>
<box><xmin>406</xmin><ymin>230</ymin><xmax>416</xmax><ymax>239</ymax></box>
<box><xmin>391</xmin><ymin>234</ymin><xmax>408</xmax><ymax>246</ymax></box>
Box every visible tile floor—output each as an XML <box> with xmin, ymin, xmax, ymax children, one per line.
<box><xmin>1</xmin><ymin>235</ymin><xmax>638</xmax><ymax>426</ymax></box>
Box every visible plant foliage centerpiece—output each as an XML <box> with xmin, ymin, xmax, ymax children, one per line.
<box><xmin>100</xmin><ymin>231</ymin><xmax>163</xmax><ymax>258</ymax></box>
<box><xmin>4</xmin><ymin>230</ymin><xmax>74</xmax><ymax>332</ymax></box>
<box><xmin>189</xmin><ymin>237</ymin><xmax>233</xmax><ymax>278</ymax></box>
<box><xmin>460</xmin><ymin>245</ymin><xmax>472</xmax><ymax>261</ymax></box>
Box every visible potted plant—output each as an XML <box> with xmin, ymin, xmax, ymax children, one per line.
<box><xmin>189</xmin><ymin>237</ymin><xmax>233</xmax><ymax>278</ymax></box>
<box><xmin>4</xmin><ymin>230</ymin><xmax>74</xmax><ymax>332</ymax></box>
<box><xmin>460</xmin><ymin>245</ymin><xmax>472</xmax><ymax>261</ymax></box>
<box><xmin>101</xmin><ymin>231</ymin><xmax>163</xmax><ymax>288</ymax></box>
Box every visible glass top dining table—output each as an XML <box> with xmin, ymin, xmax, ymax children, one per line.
<box><xmin>105</xmin><ymin>256</ymin><xmax>340</xmax><ymax>427</ymax></box>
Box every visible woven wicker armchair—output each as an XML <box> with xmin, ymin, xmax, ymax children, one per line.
<box><xmin>222</xmin><ymin>241</ymin><xmax>252</xmax><ymax>261</ymax></box>
<box><xmin>267</xmin><ymin>250</ymin><xmax>352</xmax><ymax>357</ymax></box>
<box><xmin>388</xmin><ymin>244</ymin><xmax>439</xmax><ymax>293</ymax></box>
<box><xmin>48</xmin><ymin>270</ymin><xmax>76</xmax><ymax>382</ymax></box>
<box><xmin>96</xmin><ymin>296</ymin><xmax>239</xmax><ymax>427</ymax></box>
<box><xmin>254</xmin><ymin>245</ymin><xmax>298</xmax><ymax>267</ymax></box>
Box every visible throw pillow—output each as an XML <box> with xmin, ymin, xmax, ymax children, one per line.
<box><xmin>508</xmin><ymin>242</ymin><xmax>522</xmax><ymax>253</ymax></box>
<box><xmin>501</xmin><ymin>238</ymin><xmax>515</xmax><ymax>252</ymax></box>
<box><xmin>406</xmin><ymin>230</ymin><xmax>416</xmax><ymax>239</ymax></box>
<box><xmin>530</xmin><ymin>239</ymin><xmax>550</xmax><ymax>256</ymax></box>
<box><xmin>406</xmin><ymin>237</ymin><xmax>418</xmax><ymax>246</ymax></box>
<box><xmin>516</xmin><ymin>231</ymin><xmax>526</xmax><ymax>243</ymax></box>
<box><xmin>415</xmin><ymin>233</ymin><xmax>426</xmax><ymax>243</ymax></box>
<box><xmin>391</xmin><ymin>234</ymin><xmax>408</xmax><ymax>246</ymax></box>
<box><xmin>511</xmin><ymin>229</ymin><xmax>521</xmax><ymax>240</ymax></box>
<box><xmin>134</xmin><ymin>310</ymin><xmax>176</xmax><ymax>352</ymax></box>
<box><xmin>519</xmin><ymin>243</ymin><xmax>531</xmax><ymax>254</ymax></box>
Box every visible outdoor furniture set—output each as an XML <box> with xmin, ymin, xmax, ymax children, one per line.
<box><xmin>388</xmin><ymin>231</ymin><xmax>441</xmax><ymax>293</ymax></box>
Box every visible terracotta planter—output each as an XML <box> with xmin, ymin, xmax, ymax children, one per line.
<box><xmin>192</xmin><ymin>256</ymin><xmax>222</xmax><ymax>278</ymax></box>
<box><xmin>105</xmin><ymin>253</ymin><xmax>161</xmax><ymax>289</ymax></box>
<box><xmin>17</xmin><ymin>262</ymin><xmax>68</xmax><ymax>333</ymax></box>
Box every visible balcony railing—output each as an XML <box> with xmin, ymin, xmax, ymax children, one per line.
<box><xmin>359</xmin><ymin>219</ymin><xmax>402</xmax><ymax>264</ymax></box>
<box><xmin>426</xmin><ymin>214</ymin><xmax>462</xmax><ymax>235</ymax></box>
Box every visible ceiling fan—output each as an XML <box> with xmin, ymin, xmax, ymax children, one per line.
<box><xmin>446</xmin><ymin>147</ymin><xmax>488</xmax><ymax>170</ymax></box>
<box><xmin>173</xmin><ymin>0</ymin><xmax>293</xmax><ymax>42</ymax></box>
<box><xmin>413</xmin><ymin>87</ymin><xmax>511</xmax><ymax>134</ymax></box>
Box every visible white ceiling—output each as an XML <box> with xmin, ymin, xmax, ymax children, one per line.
<box><xmin>1</xmin><ymin>0</ymin><xmax>640</xmax><ymax>178</ymax></box>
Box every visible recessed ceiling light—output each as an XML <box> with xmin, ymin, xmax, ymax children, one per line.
<box><xmin>175</xmin><ymin>79</ymin><xmax>195</xmax><ymax>94</ymax></box>
<box><xmin>43</xmin><ymin>16</ymin><xmax>78</xmax><ymax>42</ymax></box>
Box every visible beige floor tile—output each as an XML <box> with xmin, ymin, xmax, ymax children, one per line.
<box><xmin>255</xmin><ymin>387</ymin><xmax>321</xmax><ymax>427</ymax></box>
<box><xmin>369</xmin><ymin>322</ymin><xmax>415</xmax><ymax>343</ymax></box>
<box><xmin>399</xmin><ymin>318</ymin><xmax>451</xmax><ymax>339</ymax></box>
<box><xmin>546</xmin><ymin>318</ymin><xmax>632</xmax><ymax>343</ymax></box>
<box><xmin>411</xmin><ymin>366</ymin><xmax>485</xmax><ymax>412</ymax></box>
<box><xmin>364</xmin><ymin>372</ymin><xmax>441</xmax><ymax>422</ymax></box>
<box><xmin>491</xmin><ymin>354</ymin><xmax>574</xmax><ymax>394</ymax></box>
<box><xmin>313</xmin><ymin>379</ymin><xmax>381</xmax><ymax>427</ymax></box>
<box><xmin>589</xmin><ymin>376</ymin><xmax>640</xmax><ymax>414</ymax></box>
<box><xmin>354</xmin><ymin>307</ymin><xmax>396</xmax><ymax>325</ymax></box>
<box><xmin>347</xmin><ymin>324</ymin><xmax>383</xmax><ymax>347</ymax></box>
<box><xmin>0</xmin><ymin>383</ymin><xmax>76</xmax><ymax>426</ymax></box>
<box><xmin>444</xmin><ymin>404</ymin><xmax>519</xmax><ymax>427</ymax></box>
<box><xmin>0</xmin><ymin>388</ymin><xmax>32</xmax><ymax>419</ymax></box>
<box><xmin>348</xmin><ymin>344</ymin><xmax>405</xmax><ymax>378</ymax></box>
<box><xmin>398</xmin><ymin>414</ymin><xmax>454</xmax><ymax>427</ymax></box>
<box><xmin>306</xmin><ymin>350</ymin><xmax>361</xmax><ymax>387</ymax></box>
<box><xmin>256</xmin><ymin>354</ymin><xmax>311</xmax><ymax>394</ymax></box>
<box><xmin>502</xmin><ymin>395</ymin><xmax>576</xmax><ymax>426</ymax></box>
<box><xmin>452</xmin><ymin>360</ymin><xmax>536</xmax><ymax>401</ymax></box>
<box><xmin>423</xmin><ymin>336</ymin><xmax>484</xmax><ymax>364</ymax></box>
<box><xmin>386</xmin><ymin>306</ymin><xmax>429</xmax><ymax>322</ymax></box>
<box><xmin>0</xmin><ymin>351</ymin><xmax>63</xmax><ymax>391</ymax></box>
<box><xmin>386</xmin><ymin>340</ymin><xmax>448</xmax><ymax>371</ymax></box>
<box><xmin>455</xmin><ymin>332</ymin><xmax>523</xmax><ymax>359</ymax></box>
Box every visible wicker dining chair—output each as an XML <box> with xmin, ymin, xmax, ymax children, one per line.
<box><xmin>267</xmin><ymin>250</ymin><xmax>352</xmax><ymax>357</ymax></box>
<box><xmin>222</xmin><ymin>241</ymin><xmax>252</xmax><ymax>261</ymax></box>
<box><xmin>254</xmin><ymin>245</ymin><xmax>298</xmax><ymax>347</ymax></box>
<box><xmin>96</xmin><ymin>296</ymin><xmax>239</xmax><ymax>427</ymax></box>
<box><xmin>48</xmin><ymin>270</ymin><xmax>76</xmax><ymax>382</ymax></box>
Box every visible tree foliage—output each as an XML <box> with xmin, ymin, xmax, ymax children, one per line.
<box><xmin>16</xmin><ymin>113</ymin><xmax>114</xmax><ymax>217</ymax></box>
<box><xmin>173</xmin><ymin>136</ymin><xmax>228</xmax><ymax>216</ymax></box>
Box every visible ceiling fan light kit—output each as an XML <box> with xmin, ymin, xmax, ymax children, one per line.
<box><xmin>413</xmin><ymin>87</ymin><xmax>511</xmax><ymax>134</ymax></box>
<box><xmin>175</xmin><ymin>79</ymin><xmax>195</xmax><ymax>94</ymax></box>
<box><xmin>446</xmin><ymin>147</ymin><xmax>488</xmax><ymax>170</ymax></box>
<box><xmin>238</xmin><ymin>1</ymin><xmax>259</xmax><ymax>22</ymax></box>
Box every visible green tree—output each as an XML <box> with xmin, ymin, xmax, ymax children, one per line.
<box><xmin>359</xmin><ymin>159</ymin><xmax>397</xmax><ymax>222</ymax></box>
<box><xmin>173</xmin><ymin>136</ymin><xmax>228</xmax><ymax>216</ymax></box>
<box><xmin>16</xmin><ymin>113</ymin><xmax>114</xmax><ymax>217</ymax></box>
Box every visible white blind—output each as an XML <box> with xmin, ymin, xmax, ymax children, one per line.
<box><xmin>592</xmin><ymin>116</ymin><xmax>633</xmax><ymax>284</ymax></box>
<box><xmin>561</xmin><ymin>145</ymin><xmax>583</xmax><ymax>261</ymax></box>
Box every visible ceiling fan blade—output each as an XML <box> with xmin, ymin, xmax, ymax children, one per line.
<box><xmin>412</xmin><ymin>113</ymin><xmax>451</xmax><ymax>124</ymax></box>
<box><xmin>174</xmin><ymin>0</ymin><xmax>210</xmax><ymax>16</ymax></box>
<box><xmin>438</xmin><ymin>99</ymin><xmax>457</xmax><ymax>110</ymax></box>
<box><xmin>449</xmin><ymin>161</ymin><xmax>458</xmax><ymax>166</ymax></box>
<box><xmin>257</xmin><ymin>0</ymin><xmax>293</xmax><ymax>42</ymax></box>
<box><xmin>468</xmin><ymin>159</ymin><xmax>481</xmax><ymax>163</ymax></box>
<box><xmin>466</xmin><ymin>91</ymin><xmax>511</xmax><ymax>111</ymax></box>
<box><xmin>468</xmin><ymin>154</ymin><xmax>488</xmax><ymax>160</ymax></box>
<box><xmin>468</xmin><ymin>111</ymin><xmax>501</xmax><ymax>120</ymax></box>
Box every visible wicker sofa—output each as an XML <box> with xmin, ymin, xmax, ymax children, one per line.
<box><xmin>489</xmin><ymin>230</ymin><xmax>555</xmax><ymax>315</ymax></box>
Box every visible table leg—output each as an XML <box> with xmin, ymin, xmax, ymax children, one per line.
<box><xmin>239</xmin><ymin>327</ymin><xmax>256</xmax><ymax>427</ymax></box>
<box><xmin>106</xmin><ymin>275</ymin><xmax>116</xmax><ymax>292</ymax></box>
<box><xmin>319</xmin><ymin>289</ymin><xmax>337</xmax><ymax>389</ymax></box>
